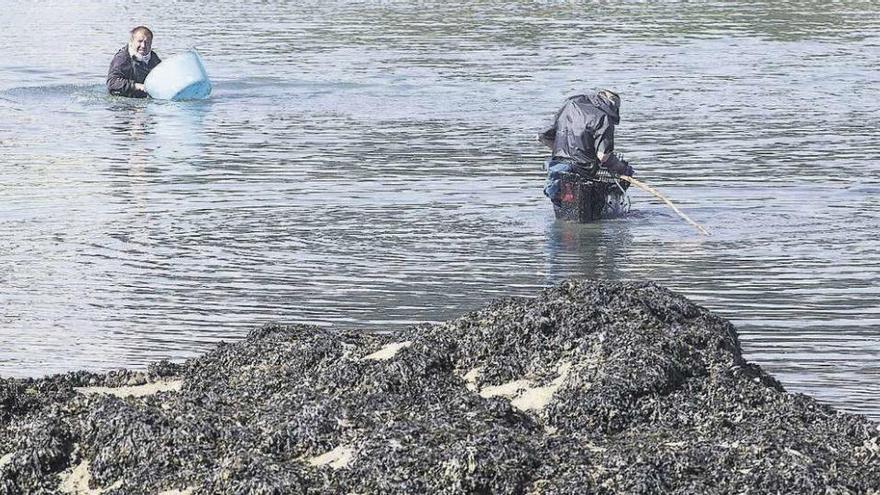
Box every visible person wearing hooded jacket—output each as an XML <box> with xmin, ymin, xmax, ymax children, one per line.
<box><xmin>107</xmin><ymin>26</ymin><xmax>161</xmax><ymax>98</ymax></box>
<box><xmin>538</xmin><ymin>89</ymin><xmax>634</xmax><ymax>202</ymax></box>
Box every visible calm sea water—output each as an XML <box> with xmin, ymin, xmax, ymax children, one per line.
<box><xmin>1</xmin><ymin>1</ymin><xmax>878</xmax><ymax>420</ymax></box>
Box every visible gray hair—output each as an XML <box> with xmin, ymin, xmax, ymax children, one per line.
<box><xmin>130</xmin><ymin>26</ymin><xmax>154</xmax><ymax>40</ymax></box>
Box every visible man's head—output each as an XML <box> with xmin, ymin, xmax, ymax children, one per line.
<box><xmin>597</xmin><ymin>89</ymin><xmax>620</xmax><ymax>113</ymax></box>
<box><xmin>128</xmin><ymin>26</ymin><xmax>154</xmax><ymax>61</ymax></box>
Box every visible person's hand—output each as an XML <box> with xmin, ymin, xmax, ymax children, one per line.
<box><xmin>604</xmin><ymin>153</ymin><xmax>634</xmax><ymax>176</ymax></box>
<box><xmin>134</xmin><ymin>83</ymin><xmax>145</xmax><ymax>92</ymax></box>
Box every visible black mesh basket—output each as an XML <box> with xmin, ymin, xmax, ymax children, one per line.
<box><xmin>553</xmin><ymin>169</ymin><xmax>628</xmax><ymax>223</ymax></box>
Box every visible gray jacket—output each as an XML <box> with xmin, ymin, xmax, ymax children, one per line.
<box><xmin>539</xmin><ymin>93</ymin><xmax>620</xmax><ymax>167</ymax></box>
<box><xmin>106</xmin><ymin>46</ymin><xmax>161</xmax><ymax>98</ymax></box>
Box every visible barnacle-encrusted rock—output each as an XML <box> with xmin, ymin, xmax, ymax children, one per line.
<box><xmin>1</xmin><ymin>280</ymin><xmax>877</xmax><ymax>494</ymax></box>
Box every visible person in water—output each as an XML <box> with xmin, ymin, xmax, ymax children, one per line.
<box><xmin>539</xmin><ymin>89</ymin><xmax>634</xmax><ymax>202</ymax></box>
<box><xmin>107</xmin><ymin>26</ymin><xmax>161</xmax><ymax>98</ymax></box>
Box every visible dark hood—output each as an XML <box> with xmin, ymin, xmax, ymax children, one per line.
<box><xmin>587</xmin><ymin>93</ymin><xmax>620</xmax><ymax>125</ymax></box>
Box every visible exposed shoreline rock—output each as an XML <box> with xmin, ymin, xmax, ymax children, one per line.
<box><xmin>1</xmin><ymin>280</ymin><xmax>878</xmax><ymax>494</ymax></box>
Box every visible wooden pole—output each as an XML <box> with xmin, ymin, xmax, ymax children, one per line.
<box><xmin>617</xmin><ymin>175</ymin><xmax>710</xmax><ymax>236</ymax></box>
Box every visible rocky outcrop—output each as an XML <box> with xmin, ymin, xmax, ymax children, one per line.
<box><xmin>1</xmin><ymin>280</ymin><xmax>877</xmax><ymax>494</ymax></box>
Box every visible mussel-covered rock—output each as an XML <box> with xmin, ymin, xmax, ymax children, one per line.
<box><xmin>0</xmin><ymin>280</ymin><xmax>877</xmax><ymax>494</ymax></box>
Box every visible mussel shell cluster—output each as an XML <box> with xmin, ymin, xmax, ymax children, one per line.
<box><xmin>2</xmin><ymin>280</ymin><xmax>877</xmax><ymax>494</ymax></box>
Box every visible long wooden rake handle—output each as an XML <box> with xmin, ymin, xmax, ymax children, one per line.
<box><xmin>618</xmin><ymin>175</ymin><xmax>710</xmax><ymax>236</ymax></box>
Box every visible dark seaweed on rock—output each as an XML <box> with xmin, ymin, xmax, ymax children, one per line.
<box><xmin>1</xmin><ymin>279</ymin><xmax>878</xmax><ymax>494</ymax></box>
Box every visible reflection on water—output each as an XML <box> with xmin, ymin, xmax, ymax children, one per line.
<box><xmin>543</xmin><ymin>220</ymin><xmax>634</xmax><ymax>284</ymax></box>
<box><xmin>1</xmin><ymin>1</ymin><xmax>878</xmax><ymax>421</ymax></box>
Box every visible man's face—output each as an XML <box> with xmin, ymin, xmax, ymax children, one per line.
<box><xmin>129</xmin><ymin>32</ymin><xmax>152</xmax><ymax>57</ymax></box>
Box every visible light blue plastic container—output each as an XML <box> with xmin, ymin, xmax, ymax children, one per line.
<box><xmin>144</xmin><ymin>49</ymin><xmax>212</xmax><ymax>101</ymax></box>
